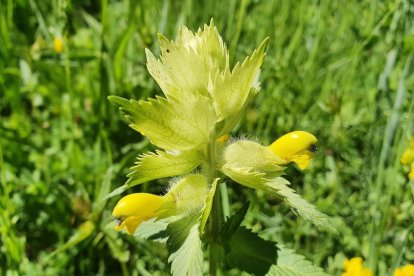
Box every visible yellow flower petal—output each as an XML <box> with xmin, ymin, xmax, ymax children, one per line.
<box><xmin>343</xmin><ymin>257</ymin><xmax>372</xmax><ymax>276</ymax></box>
<box><xmin>394</xmin><ymin>264</ymin><xmax>414</xmax><ymax>276</ymax></box>
<box><xmin>269</xmin><ymin>131</ymin><xmax>317</xmax><ymax>170</ymax></box>
<box><xmin>112</xmin><ymin>193</ymin><xmax>166</xmax><ymax>235</ymax></box>
<box><xmin>401</xmin><ymin>149</ymin><xmax>414</xmax><ymax>165</ymax></box>
<box><xmin>290</xmin><ymin>150</ymin><xmax>314</xmax><ymax>170</ymax></box>
<box><xmin>409</xmin><ymin>167</ymin><xmax>414</xmax><ymax>180</ymax></box>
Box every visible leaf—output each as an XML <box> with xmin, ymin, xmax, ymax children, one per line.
<box><xmin>209</xmin><ymin>38</ymin><xmax>268</xmax><ymax>120</ymax></box>
<box><xmin>222</xmin><ymin>165</ymin><xmax>335</xmax><ymax>232</ymax></box>
<box><xmin>167</xmin><ymin>215</ymin><xmax>203</xmax><ymax>276</ymax></box>
<box><xmin>221</xmin><ymin>163</ymin><xmax>268</xmax><ymax>190</ymax></box>
<box><xmin>127</xmin><ymin>150</ymin><xmax>203</xmax><ymax>187</ymax></box>
<box><xmin>135</xmin><ymin>217</ymin><xmax>170</xmax><ymax>242</ymax></box>
<box><xmin>104</xmin><ymin>150</ymin><xmax>203</xmax><ymax>199</ymax></box>
<box><xmin>224</xmin><ymin>140</ymin><xmax>285</xmax><ymax>171</ymax></box>
<box><xmin>109</xmin><ymin>94</ymin><xmax>217</xmax><ymax>151</ymax></box>
<box><xmin>267</xmin><ymin>245</ymin><xmax>329</xmax><ymax>276</ymax></box>
<box><xmin>53</xmin><ymin>221</ymin><xmax>95</xmax><ymax>254</ymax></box>
<box><xmin>199</xmin><ymin>178</ymin><xmax>219</xmax><ymax>233</ymax></box>
<box><xmin>221</xmin><ymin>202</ymin><xmax>250</xmax><ymax>239</ymax></box>
<box><xmin>224</xmin><ymin>226</ymin><xmax>277</xmax><ymax>276</ymax></box>
<box><xmin>146</xmin><ymin>20</ymin><xmax>228</xmax><ymax>99</ymax></box>
<box><xmin>263</xmin><ymin>178</ymin><xmax>336</xmax><ymax>232</ymax></box>
<box><xmin>93</xmin><ymin>167</ymin><xmax>113</xmax><ymax>213</ymax></box>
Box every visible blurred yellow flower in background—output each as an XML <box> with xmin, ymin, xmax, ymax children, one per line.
<box><xmin>54</xmin><ymin>36</ymin><xmax>64</xmax><ymax>54</ymax></box>
<box><xmin>342</xmin><ymin>257</ymin><xmax>372</xmax><ymax>276</ymax></box>
<box><xmin>401</xmin><ymin>138</ymin><xmax>414</xmax><ymax>180</ymax></box>
<box><xmin>394</xmin><ymin>264</ymin><xmax>414</xmax><ymax>276</ymax></box>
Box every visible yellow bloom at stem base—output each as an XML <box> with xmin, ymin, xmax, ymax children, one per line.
<box><xmin>394</xmin><ymin>264</ymin><xmax>414</xmax><ymax>276</ymax></box>
<box><xmin>112</xmin><ymin>193</ymin><xmax>172</xmax><ymax>235</ymax></box>
<box><xmin>342</xmin><ymin>257</ymin><xmax>372</xmax><ymax>276</ymax></box>
<box><xmin>269</xmin><ymin>131</ymin><xmax>318</xmax><ymax>170</ymax></box>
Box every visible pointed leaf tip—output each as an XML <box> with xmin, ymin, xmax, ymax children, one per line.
<box><xmin>108</xmin><ymin>96</ymin><xmax>130</xmax><ymax>108</ymax></box>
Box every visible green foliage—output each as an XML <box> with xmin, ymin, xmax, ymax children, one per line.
<box><xmin>166</xmin><ymin>216</ymin><xmax>203</xmax><ymax>275</ymax></box>
<box><xmin>267</xmin><ymin>246</ymin><xmax>329</xmax><ymax>276</ymax></box>
<box><xmin>225</xmin><ymin>227</ymin><xmax>277</xmax><ymax>276</ymax></box>
<box><xmin>262</xmin><ymin>178</ymin><xmax>336</xmax><ymax>232</ymax></box>
<box><xmin>218</xmin><ymin>202</ymin><xmax>278</xmax><ymax>275</ymax></box>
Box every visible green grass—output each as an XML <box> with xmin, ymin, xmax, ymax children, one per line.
<box><xmin>1</xmin><ymin>0</ymin><xmax>413</xmax><ymax>274</ymax></box>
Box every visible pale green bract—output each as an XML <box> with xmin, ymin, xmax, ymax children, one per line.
<box><xmin>127</xmin><ymin>150</ymin><xmax>203</xmax><ymax>188</ymax></box>
<box><xmin>209</xmin><ymin>39</ymin><xmax>268</xmax><ymax>120</ymax></box>
<box><xmin>223</xmin><ymin>140</ymin><xmax>285</xmax><ymax>171</ymax></box>
<box><xmin>109</xmin><ymin>20</ymin><xmax>332</xmax><ymax>276</ymax></box>
<box><xmin>146</xmin><ymin>22</ymin><xmax>228</xmax><ymax>99</ymax></box>
<box><xmin>108</xmin><ymin>92</ymin><xmax>217</xmax><ymax>151</ymax></box>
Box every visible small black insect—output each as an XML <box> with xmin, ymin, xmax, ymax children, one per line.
<box><xmin>309</xmin><ymin>144</ymin><xmax>317</xmax><ymax>153</ymax></box>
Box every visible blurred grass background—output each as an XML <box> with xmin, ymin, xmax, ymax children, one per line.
<box><xmin>1</xmin><ymin>0</ymin><xmax>413</xmax><ymax>275</ymax></box>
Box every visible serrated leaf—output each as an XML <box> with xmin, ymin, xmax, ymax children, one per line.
<box><xmin>267</xmin><ymin>245</ymin><xmax>329</xmax><ymax>276</ymax></box>
<box><xmin>108</xmin><ymin>93</ymin><xmax>217</xmax><ymax>150</ymax></box>
<box><xmin>224</xmin><ymin>140</ymin><xmax>285</xmax><ymax>171</ymax></box>
<box><xmin>221</xmin><ymin>202</ymin><xmax>250</xmax><ymax>239</ymax></box>
<box><xmin>216</xmin><ymin>86</ymin><xmax>261</xmax><ymax>135</ymax></box>
<box><xmin>104</xmin><ymin>150</ymin><xmax>203</xmax><ymax>200</ymax></box>
<box><xmin>209</xmin><ymin>38</ymin><xmax>268</xmax><ymax>120</ymax></box>
<box><xmin>167</xmin><ymin>215</ymin><xmax>203</xmax><ymax>276</ymax></box>
<box><xmin>263</xmin><ymin>178</ymin><xmax>336</xmax><ymax>232</ymax></box>
<box><xmin>199</xmin><ymin>178</ymin><xmax>219</xmax><ymax>233</ymax></box>
<box><xmin>146</xmin><ymin>21</ymin><xmax>228</xmax><ymax>99</ymax></box>
<box><xmin>221</xmin><ymin>163</ymin><xmax>268</xmax><ymax>189</ymax></box>
<box><xmin>222</xmin><ymin>165</ymin><xmax>335</xmax><ymax>231</ymax></box>
<box><xmin>127</xmin><ymin>150</ymin><xmax>203</xmax><ymax>187</ymax></box>
<box><xmin>225</xmin><ymin>226</ymin><xmax>277</xmax><ymax>276</ymax></box>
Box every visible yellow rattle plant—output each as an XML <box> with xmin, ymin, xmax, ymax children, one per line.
<box><xmin>108</xmin><ymin>20</ymin><xmax>333</xmax><ymax>276</ymax></box>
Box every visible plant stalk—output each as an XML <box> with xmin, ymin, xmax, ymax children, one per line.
<box><xmin>206</xmin><ymin>131</ymin><xmax>223</xmax><ymax>276</ymax></box>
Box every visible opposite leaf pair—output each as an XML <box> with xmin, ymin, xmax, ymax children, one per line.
<box><xmin>112</xmin><ymin>131</ymin><xmax>319</xmax><ymax>235</ymax></box>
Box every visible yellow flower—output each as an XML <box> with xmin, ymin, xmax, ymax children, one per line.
<box><xmin>269</xmin><ymin>131</ymin><xmax>318</xmax><ymax>170</ymax></box>
<box><xmin>401</xmin><ymin>138</ymin><xmax>414</xmax><ymax>180</ymax></box>
<box><xmin>112</xmin><ymin>193</ymin><xmax>171</xmax><ymax>235</ymax></box>
<box><xmin>342</xmin><ymin>257</ymin><xmax>372</xmax><ymax>276</ymax></box>
<box><xmin>394</xmin><ymin>264</ymin><xmax>414</xmax><ymax>276</ymax></box>
<box><xmin>53</xmin><ymin>36</ymin><xmax>64</xmax><ymax>54</ymax></box>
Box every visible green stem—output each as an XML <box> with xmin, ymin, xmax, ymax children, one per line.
<box><xmin>209</xmin><ymin>188</ymin><xmax>222</xmax><ymax>276</ymax></box>
<box><xmin>206</xmin><ymin>131</ymin><xmax>223</xmax><ymax>276</ymax></box>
